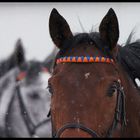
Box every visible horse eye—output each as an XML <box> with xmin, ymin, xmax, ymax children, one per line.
<box><xmin>47</xmin><ymin>82</ymin><xmax>53</xmax><ymax>95</ymax></box>
<box><xmin>29</xmin><ymin>92</ymin><xmax>40</xmax><ymax>99</ymax></box>
<box><xmin>107</xmin><ymin>83</ymin><xmax>117</xmax><ymax>97</ymax></box>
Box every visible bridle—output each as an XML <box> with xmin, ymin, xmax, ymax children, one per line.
<box><xmin>50</xmin><ymin>56</ymin><xmax>127</xmax><ymax>138</ymax></box>
<box><xmin>14</xmin><ymin>70</ymin><xmax>51</xmax><ymax>137</ymax></box>
<box><xmin>106</xmin><ymin>80</ymin><xmax>127</xmax><ymax>137</ymax></box>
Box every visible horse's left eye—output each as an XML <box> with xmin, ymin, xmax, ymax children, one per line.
<box><xmin>29</xmin><ymin>92</ymin><xmax>40</xmax><ymax>99</ymax></box>
<box><xmin>47</xmin><ymin>82</ymin><xmax>53</xmax><ymax>95</ymax></box>
<box><xmin>107</xmin><ymin>83</ymin><xmax>117</xmax><ymax>97</ymax></box>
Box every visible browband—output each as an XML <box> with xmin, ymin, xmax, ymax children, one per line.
<box><xmin>56</xmin><ymin>56</ymin><xmax>114</xmax><ymax>64</ymax></box>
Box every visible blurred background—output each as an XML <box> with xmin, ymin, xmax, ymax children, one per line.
<box><xmin>0</xmin><ymin>3</ymin><xmax>140</xmax><ymax>138</ymax></box>
<box><xmin>0</xmin><ymin>2</ymin><xmax>140</xmax><ymax>61</ymax></box>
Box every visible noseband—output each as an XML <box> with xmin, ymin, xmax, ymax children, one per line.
<box><xmin>50</xmin><ymin>56</ymin><xmax>127</xmax><ymax>138</ymax></box>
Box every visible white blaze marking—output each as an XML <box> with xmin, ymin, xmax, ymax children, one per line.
<box><xmin>85</xmin><ymin>72</ymin><xmax>90</xmax><ymax>79</ymax></box>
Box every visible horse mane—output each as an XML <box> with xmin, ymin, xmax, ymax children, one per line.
<box><xmin>117</xmin><ymin>30</ymin><xmax>140</xmax><ymax>88</ymax></box>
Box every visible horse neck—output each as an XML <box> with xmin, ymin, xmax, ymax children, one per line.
<box><xmin>0</xmin><ymin>55</ymin><xmax>16</xmax><ymax>78</ymax></box>
<box><xmin>118</xmin><ymin>62</ymin><xmax>140</xmax><ymax>103</ymax></box>
<box><xmin>117</xmin><ymin>62</ymin><xmax>140</xmax><ymax>136</ymax></box>
<box><xmin>0</xmin><ymin>68</ymin><xmax>18</xmax><ymax>135</ymax></box>
<box><xmin>0</xmin><ymin>60</ymin><xmax>9</xmax><ymax>78</ymax></box>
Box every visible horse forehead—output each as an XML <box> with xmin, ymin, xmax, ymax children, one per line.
<box><xmin>51</xmin><ymin>64</ymin><xmax>118</xmax><ymax>93</ymax></box>
<box><xmin>55</xmin><ymin>62</ymin><xmax>116</xmax><ymax>75</ymax></box>
<box><xmin>62</xmin><ymin>44</ymin><xmax>103</xmax><ymax>57</ymax></box>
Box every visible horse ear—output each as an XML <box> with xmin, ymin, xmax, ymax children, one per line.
<box><xmin>14</xmin><ymin>38</ymin><xmax>25</xmax><ymax>66</ymax></box>
<box><xmin>49</xmin><ymin>8</ymin><xmax>73</xmax><ymax>48</ymax></box>
<box><xmin>99</xmin><ymin>8</ymin><xmax>119</xmax><ymax>50</ymax></box>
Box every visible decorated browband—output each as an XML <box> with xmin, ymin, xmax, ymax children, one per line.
<box><xmin>56</xmin><ymin>56</ymin><xmax>114</xmax><ymax>64</ymax></box>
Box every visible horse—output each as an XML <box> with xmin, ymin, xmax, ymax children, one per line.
<box><xmin>48</xmin><ymin>8</ymin><xmax>140</xmax><ymax>138</ymax></box>
<box><xmin>0</xmin><ymin>41</ymin><xmax>58</xmax><ymax>137</ymax></box>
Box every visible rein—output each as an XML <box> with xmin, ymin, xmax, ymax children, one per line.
<box><xmin>51</xmin><ymin>55</ymin><xmax>127</xmax><ymax>138</ymax></box>
<box><xmin>16</xmin><ymin>82</ymin><xmax>35</xmax><ymax>136</ymax></box>
<box><xmin>106</xmin><ymin>80</ymin><xmax>127</xmax><ymax>137</ymax></box>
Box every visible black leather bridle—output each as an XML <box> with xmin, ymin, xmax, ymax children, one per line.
<box><xmin>49</xmin><ymin>80</ymin><xmax>127</xmax><ymax>138</ymax></box>
<box><xmin>15</xmin><ymin>81</ymin><xmax>51</xmax><ymax>137</ymax></box>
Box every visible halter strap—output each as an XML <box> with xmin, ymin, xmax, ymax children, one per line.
<box><xmin>16</xmin><ymin>83</ymin><xmax>35</xmax><ymax>136</ymax></box>
<box><xmin>56</xmin><ymin>56</ymin><xmax>114</xmax><ymax>64</ymax></box>
<box><xmin>106</xmin><ymin>81</ymin><xmax>127</xmax><ymax>137</ymax></box>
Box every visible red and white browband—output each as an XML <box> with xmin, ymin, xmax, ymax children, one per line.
<box><xmin>56</xmin><ymin>56</ymin><xmax>114</xmax><ymax>64</ymax></box>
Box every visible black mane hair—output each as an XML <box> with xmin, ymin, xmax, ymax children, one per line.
<box><xmin>117</xmin><ymin>31</ymin><xmax>140</xmax><ymax>88</ymax></box>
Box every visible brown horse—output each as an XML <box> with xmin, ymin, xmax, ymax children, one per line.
<box><xmin>48</xmin><ymin>8</ymin><xmax>140</xmax><ymax>138</ymax></box>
